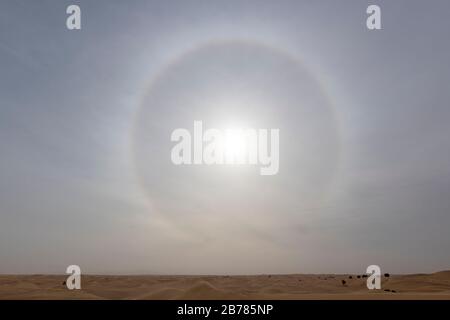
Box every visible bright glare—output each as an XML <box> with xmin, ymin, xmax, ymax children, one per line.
<box><xmin>224</xmin><ymin>129</ymin><xmax>247</xmax><ymax>164</ymax></box>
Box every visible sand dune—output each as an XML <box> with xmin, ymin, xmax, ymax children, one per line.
<box><xmin>1</xmin><ymin>272</ymin><xmax>450</xmax><ymax>300</ymax></box>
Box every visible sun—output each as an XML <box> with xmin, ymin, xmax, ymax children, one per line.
<box><xmin>223</xmin><ymin>128</ymin><xmax>248</xmax><ymax>164</ymax></box>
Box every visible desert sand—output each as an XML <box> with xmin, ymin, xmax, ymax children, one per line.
<box><xmin>1</xmin><ymin>271</ymin><xmax>450</xmax><ymax>300</ymax></box>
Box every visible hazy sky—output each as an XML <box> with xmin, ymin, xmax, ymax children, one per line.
<box><xmin>1</xmin><ymin>0</ymin><xmax>450</xmax><ymax>274</ymax></box>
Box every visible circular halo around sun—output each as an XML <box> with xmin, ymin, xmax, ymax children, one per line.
<box><xmin>132</xmin><ymin>40</ymin><xmax>340</xmax><ymax>229</ymax></box>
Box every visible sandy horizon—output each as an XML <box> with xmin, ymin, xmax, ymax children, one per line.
<box><xmin>1</xmin><ymin>270</ymin><xmax>449</xmax><ymax>300</ymax></box>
